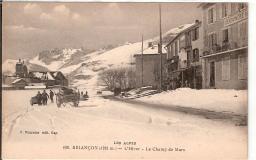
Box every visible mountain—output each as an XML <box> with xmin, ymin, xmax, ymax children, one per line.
<box><xmin>2</xmin><ymin>22</ymin><xmax>195</xmax><ymax>89</ymax></box>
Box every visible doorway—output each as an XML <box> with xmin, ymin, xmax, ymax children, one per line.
<box><xmin>209</xmin><ymin>61</ymin><xmax>215</xmax><ymax>87</ymax></box>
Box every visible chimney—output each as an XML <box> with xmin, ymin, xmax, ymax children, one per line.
<box><xmin>195</xmin><ymin>20</ymin><xmax>199</xmax><ymax>24</ymax></box>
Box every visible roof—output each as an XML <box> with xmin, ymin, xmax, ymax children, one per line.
<box><xmin>134</xmin><ymin>53</ymin><xmax>166</xmax><ymax>57</ymax></box>
<box><xmin>134</xmin><ymin>45</ymin><xmax>167</xmax><ymax>56</ymax></box>
<box><xmin>165</xmin><ymin>21</ymin><xmax>202</xmax><ymax>47</ymax></box>
<box><xmin>30</xmin><ymin>71</ymin><xmax>55</xmax><ymax>80</ymax></box>
<box><xmin>197</xmin><ymin>3</ymin><xmax>215</xmax><ymax>9</ymax></box>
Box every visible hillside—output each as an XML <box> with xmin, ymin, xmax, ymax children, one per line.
<box><xmin>2</xmin><ymin>22</ymin><xmax>195</xmax><ymax>90</ymax></box>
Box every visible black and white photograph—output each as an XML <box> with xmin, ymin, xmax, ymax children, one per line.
<box><xmin>1</xmin><ymin>2</ymin><xmax>249</xmax><ymax>159</ymax></box>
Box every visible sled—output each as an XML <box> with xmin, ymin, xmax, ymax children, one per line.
<box><xmin>56</xmin><ymin>87</ymin><xmax>80</xmax><ymax>107</ymax></box>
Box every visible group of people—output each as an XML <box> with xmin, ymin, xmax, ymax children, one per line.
<box><xmin>36</xmin><ymin>90</ymin><xmax>55</xmax><ymax>106</ymax></box>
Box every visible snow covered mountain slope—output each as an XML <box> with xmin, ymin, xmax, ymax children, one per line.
<box><xmin>29</xmin><ymin>48</ymin><xmax>94</xmax><ymax>71</ymax></box>
<box><xmin>2</xmin><ymin>22</ymin><xmax>195</xmax><ymax>90</ymax></box>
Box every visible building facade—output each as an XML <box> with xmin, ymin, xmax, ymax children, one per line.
<box><xmin>134</xmin><ymin>48</ymin><xmax>166</xmax><ymax>89</ymax></box>
<box><xmin>200</xmin><ymin>3</ymin><xmax>248</xmax><ymax>89</ymax></box>
<box><xmin>165</xmin><ymin>20</ymin><xmax>203</xmax><ymax>89</ymax></box>
<box><xmin>15</xmin><ymin>59</ymin><xmax>28</xmax><ymax>78</ymax></box>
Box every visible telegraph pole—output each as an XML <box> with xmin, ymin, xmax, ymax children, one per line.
<box><xmin>159</xmin><ymin>4</ymin><xmax>163</xmax><ymax>91</ymax></box>
<box><xmin>141</xmin><ymin>35</ymin><xmax>144</xmax><ymax>87</ymax></box>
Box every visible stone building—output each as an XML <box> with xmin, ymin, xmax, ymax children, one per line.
<box><xmin>165</xmin><ymin>20</ymin><xmax>203</xmax><ymax>89</ymax></box>
<box><xmin>134</xmin><ymin>45</ymin><xmax>166</xmax><ymax>89</ymax></box>
<box><xmin>15</xmin><ymin>59</ymin><xmax>28</xmax><ymax>78</ymax></box>
<box><xmin>199</xmin><ymin>3</ymin><xmax>248</xmax><ymax>89</ymax></box>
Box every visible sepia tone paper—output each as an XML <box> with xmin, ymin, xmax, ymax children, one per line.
<box><xmin>2</xmin><ymin>2</ymin><xmax>248</xmax><ymax>159</ymax></box>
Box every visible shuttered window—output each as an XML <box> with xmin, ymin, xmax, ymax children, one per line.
<box><xmin>208</xmin><ymin>8</ymin><xmax>215</xmax><ymax>24</ymax></box>
<box><xmin>239</xmin><ymin>21</ymin><xmax>248</xmax><ymax>41</ymax></box>
<box><xmin>221</xmin><ymin>3</ymin><xmax>228</xmax><ymax>18</ymax></box>
<box><xmin>171</xmin><ymin>43</ymin><xmax>175</xmax><ymax>57</ymax></box>
<box><xmin>174</xmin><ymin>41</ymin><xmax>178</xmax><ymax>56</ymax></box>
<box><xmin>238</xmin><ymin>55</ymin><xmax>247</xmax><ymax>80</ymax></box>
<box><xmin>209</xmin><ymin>33</ymin><xmax>217</xmax><ymax>49</ymax></box>
<box><xmin>222</xmin><ymin>56</ymin><xmax>230</xmax><ymax>80</ymax></box>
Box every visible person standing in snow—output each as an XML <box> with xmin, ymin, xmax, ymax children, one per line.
<box><xmin>49</xmin><ymin>90</ymin><xmax>54</xmax><ymax>103</ymax></box>
<box><xmin>36</xmin><ymin>91</ymin><xmax>42</xmax><ymax>106</ymax></box>
<box><xmin>42</xmin><ymin>90</ymin><xmax>49</xmax><ymax>105</ymax></box>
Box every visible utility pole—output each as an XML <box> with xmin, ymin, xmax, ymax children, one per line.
<box><xmin>159</xmin><ymin>4</ymin><xmax>163</xmax><ymax>91</ymax></box>
<box><xmin>141</xmin><ymin>34</ymin><xmax>144</xmax><ymax>87</ymax></box>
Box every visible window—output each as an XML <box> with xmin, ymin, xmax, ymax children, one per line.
<box><xmin>192</xmin><ymin>27</ymin><xmax>199</xmax><ymax>41</ymax></box>
<box><xmin>171</xmin><ymin>43</ymin><xmax>175</xmax><ymax>57</ymax></box>
<box><xmin>238</xmin><ymin>55</ymin><xmax>247</xmax><ymax>80</ymax></box>
<box><xmin>179</xmin><ymin>35</ymin><xmax>186</xmax><ymax>49</ymax></box>
<box><xmin>231</xmin><ymin>3</ymin><xmax>238</xmax><ymax>15</ymax></box>
<box><xmin>239</xmin><ymin>21</ymin><xmax>248</xmax><ymax>41</ymax></box>
<box><xmin>167</xmin><ymin>46</ymin><xmax>171</xmax><ymax>59</ymax></box>
<box><xmin>192</xmin><ymin>49</ymin><xmax>199</xmax><ymax>62</ymax></box>
<box><xmin>208</xmin><ymin>33</ymin><xmax>217</xmax><ymax>49</ymax></box>
<box><xmin>208</xmin><ymin>7</ymin><xmax>215</xmax><ymax>24</ymax></box>
<box><xmin>221</xmin><ymin>3</ymin><xmax>228</xmax><ymax>18</ymax></box>
<box><xmin>222</xmin><ymin>29</ymin><xmax>229</xmax><ymax>43</ymax></box>
<box><xmin>222</xmin><ymin>56</ymin><xmax>230</xmax><ymax>80</ymax></box>
<box><xmin>174</xmin><ymin>41</ymin><xmax>178</xmax><ymax>56</ymax></box>
<box><xmin>238</xmin><ymin>3</ymin><xmax>246</xmax><ymax>11</ymax></box>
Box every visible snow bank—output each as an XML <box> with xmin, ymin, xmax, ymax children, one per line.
<box><xmin>138</xmin><ymin>88</ymin><xmax>247</xmax><ymax>115</ymax></box>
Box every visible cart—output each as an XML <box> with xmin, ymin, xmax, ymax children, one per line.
<box><xmin>55</xmin><ymin>87</ymin><xmax>80</xmax><ymax>107</ymax></box>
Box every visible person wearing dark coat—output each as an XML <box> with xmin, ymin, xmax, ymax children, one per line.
<box><xmin>49</xmin><ymin>90</ymin><xmax>54</xmax><ymax>103</ymax></box>
<box><xmin>36</xmin><ymin>91</ymin><xmax>42</xmax><ymax>106</ymax></box>
<box><xmin>42</xmin><ymin>90</ymin><xmax>49</xmax><ymax>105</ymax></box>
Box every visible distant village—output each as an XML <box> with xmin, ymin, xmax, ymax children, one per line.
<box><xmin>2</xmin><ymin>59</ymin><xmax>68</xmax><ymax>90</ymax></box>
<box><xmin>133</xmin><ymin>3</ymin><xmax>247</xmax><ymax>91</ymax></box>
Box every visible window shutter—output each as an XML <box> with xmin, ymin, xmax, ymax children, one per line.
<box><xmin>228</xmin><ymin>27</ymin><xmax>231</xmax><ymax>42</ymax></box>
<box><xmin>220</xmin><ymin>4</ymin><xmax>223</xmax><ymax>18</ymax></box>
<box><xmin>238</xmin><ymin>55</ymin><xmax>247</xmax><ymax>80</ymax></box>
<box><xmin>213</xmin><ymin>33</ymin><xmax>217</xmax><ymax>45</ymax></box>
<box><xmin>208</xmin><ymin>10</ymin><xmax>211</xmax><ymax>24</ymax></box>
<box><xmin>213</xmin><ymin>7</ymin><xmax>217</xmax><ymax>22</ymax></box>
<box><xmin>227</xmin><ymin>3</ymin><xmax>232</xmax><ymax>16</ymax></box>
<box><xmin>222</xmin><ymin>56</ymin><xmax>230</xmax><ymax>80</ymax></box>
<box><xmin>238</xmin><ymin>56</ymin><xmax>242</xmax><ymax>79</ymax></box>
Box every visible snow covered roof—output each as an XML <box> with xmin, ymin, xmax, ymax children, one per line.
<box><xmin>134</xmin><ymin>45</ymin><xmax>167</xmax><ymax>56</ymax></box>
<box><xmin>164</xmin><ymin>23</ymin><xmax>195</xmax><ymax>36</ymax></box>
<box><xmin>47</xmin><ymin>72</ymin><xmax>55</xmax><ymax>80</ymax></box>
<box><xmin>165</xmin><ymin>21</ymin><xmax>201</xmax><ymax>47</ymax></box>
<box><xmin>30</xmin><ymin>71</ymin><xmax>55</xmax><ymax>80</ymax></box>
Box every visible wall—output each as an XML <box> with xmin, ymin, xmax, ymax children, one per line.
<box><xmin>135</xmin><ymin>54</ymin><xmax>166</xmax><ymax>89</ymax></box>
<box><xmin>201</xmin><ymin>3</ymin><xmax>248</xmax><ymax>90</ymax></box>
<box><xmin>203</xmin><ymin>49</ymin><xmax>247</xmax><ymax>89</ymax></box>
<box><xmin>202</xmin><ymin>3</ymin><xmax>248</xmax><ymax>50</ymax></box>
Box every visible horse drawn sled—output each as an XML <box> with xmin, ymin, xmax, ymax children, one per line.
<box><xmin>56</xmin><ymin>87</ymin><xmax>80</xmax><ymax>107</ymax></box>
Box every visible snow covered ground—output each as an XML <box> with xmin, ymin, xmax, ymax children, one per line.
<box><xmin>138</xmin><ymin>88</ymin><xmax>247</xmax><ymax>115</ymax></box>
<box><xmin>2</xmin><ymin>89</ymin><xmax>247</xmax><ymax>159</ymax></box>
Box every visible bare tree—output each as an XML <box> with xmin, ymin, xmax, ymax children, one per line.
<box><xmin>98</xmin><ymin>67</ymin><xmax>136</xmax><ymax>91</ymax></box>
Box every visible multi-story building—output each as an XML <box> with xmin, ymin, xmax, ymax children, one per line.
<box><xmin>15</xmin><ymin>59</ymin><xmax>28</xmax><ymax>78</ymax></box>
<box><xmin>199</xmin><ymin>3</ymin><xmax>248</xmax><ymax>89</ymax></box>
<box><xmin>165</xmin><ymin>20</ymin><xmax>203</xmax><ymax>89</ymax></box>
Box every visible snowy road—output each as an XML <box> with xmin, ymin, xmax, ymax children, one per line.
<box><xmin>2</xmin><ymin>90</ymin><xmax>247</xmax><ymax>159</ymax></box>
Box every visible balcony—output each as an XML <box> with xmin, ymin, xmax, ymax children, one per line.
<box><xmin>167</xmin><ymin>55</ymin><xmax>179</xmax><ymax>64</ymax></box>
<box><xmin>202</xmin><ymin>41</ymin><xmax>247</xmax><ymax>58</ymax></box>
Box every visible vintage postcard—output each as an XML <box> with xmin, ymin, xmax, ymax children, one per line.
<box><xmin>2</xmin><ymin>2</ymin><xmax>248</xmax><ymax>159</ymax></box>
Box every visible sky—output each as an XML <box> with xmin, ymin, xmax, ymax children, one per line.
<box><xmin>2</xmin><ymin>2</ymin><xmax>202</xmax><ymax>61</ymax></box>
